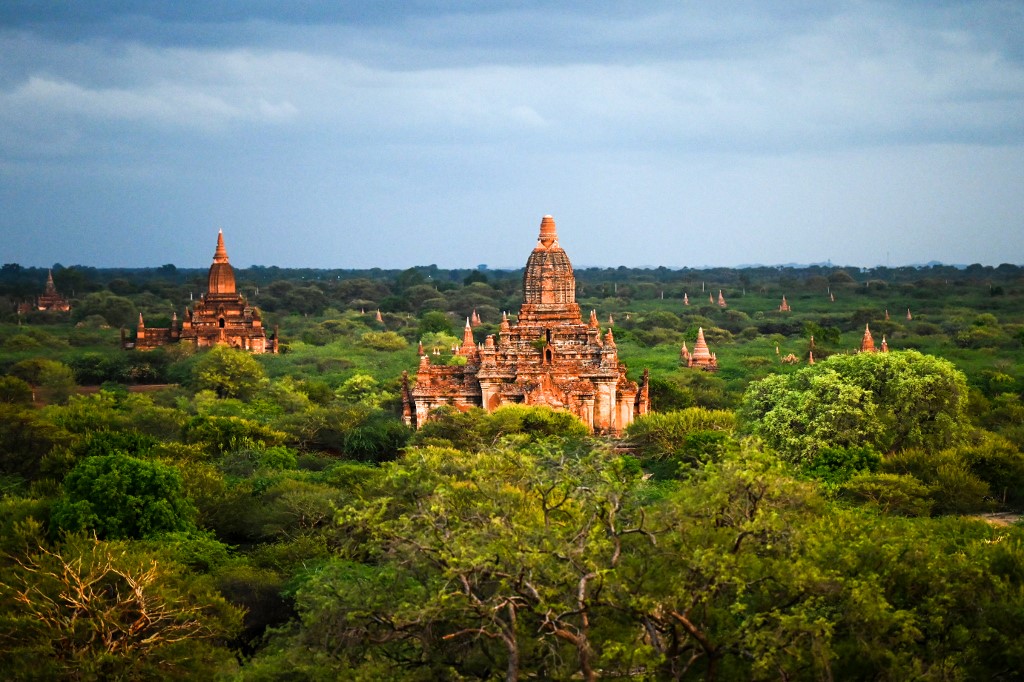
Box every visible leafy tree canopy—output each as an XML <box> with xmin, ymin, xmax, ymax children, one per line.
<box><xmin>741</xmin><ymin>350</ymin><xmax>970</xmax><ymax>461</ymax></box>
<box><xmin>52</xmin><ymin>453</ymin><xmax>196</xmax><ymax>539</ymax></box>
<box><xmin>191</xmin><ymin>346</ymin><xmax>268</xmax><ymax>400</ymax></box>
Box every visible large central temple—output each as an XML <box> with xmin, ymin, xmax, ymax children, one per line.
<box><xmin>404</xmin><ymin>215</ymin><xmax>649</xmax><ymax>434</ymax></box>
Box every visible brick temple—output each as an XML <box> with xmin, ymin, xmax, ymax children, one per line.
<box><xmin>404</xmin><ymin>215</ymin><xmax>649</xmax><ymax>434</ymax></box>
<box><xmin>126</xmin><ymin>231</ymin><xmax>277</xmax><ymax>353</ymax></box>
<box><xmin>17</xmin><ymin>270</ymin><xmax>71</xmax><ymax>314</ymax></box>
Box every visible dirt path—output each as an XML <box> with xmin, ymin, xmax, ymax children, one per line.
<box><xmin>975</xmin><ymin>512</ymin><xmax>1021</xmax><ymax>527</ymax></box>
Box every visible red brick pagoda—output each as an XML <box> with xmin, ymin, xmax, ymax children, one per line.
<box><xmin>404</xmin><ymin>215</ymin><xmax>649</xmax><ymax>434</ymax></box>
<box><xmin>128</xmin><ymin>231</ymin><xmax>276</xmax><ymax>353</ymax></box>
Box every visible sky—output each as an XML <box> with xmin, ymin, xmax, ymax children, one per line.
<box><xmin>1</xmin><ymin>1</ymin><xmax>1023</xmax><ymax>270</ymax></box>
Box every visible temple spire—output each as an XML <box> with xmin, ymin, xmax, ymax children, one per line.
<box><xmin>860</xmin><ymin>323</ymin><xmax>876</xmax><ymax>353</ymax></box>
<box><xmin>693</xmin><ymin>327</ymin><xmax>711</xmax><ymax>359</ymax></box>
<box><xmin>460</xmin><ymin>317</ymin><xmax>475</xmax><ymax>353</ymax></box>
<box><xmin>589</xmin><ymin>309</ymin><xmax>599</xmax><ymax>328</ymax></box>
<box><xmin>45</xmin><ymin>269</ymin><xmax>57</xmax><ymax>294</ymax></box>
<box><xmin>213</xmin><ymin>229</ymin><xmax>229</xmax><ymax>263</ymax></box>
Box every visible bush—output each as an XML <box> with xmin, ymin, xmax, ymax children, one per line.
<box><xmin>360</xmin><ymin>331</ymin><xmax>408</xmax><ymax>351</ymax></box>
<box><xmin>839</xmin><ymin>472</ymin><xmax>934</xmax><ymax>516</ymax></box>
<box><xmin>800</xmin><ymin>445</ymin><xmax>881</xmax><ymax>490</ymax></box>
<box><xmin>0</xmin><ymin>375</ymin><xmax>33</xmax><ymax>404</ymax></box>
<box><xmin>183</xmin><ymin>415</ymin><xmax>287</xmax><ymax>455</ymax></box>
<box><xmin>341</xmin><ymin>414</ymin><xmax>410</xmax><ymax>463</ymax></box>
<box><xmin>411</xmin><ymin>405</ymin><xmax>590</xmax><ymax>452</ymax></box>
<box><xmin>959</xmin><ymin>432</ymin><xmax>1024</xmax><ymax>506</ymax></box>
<box><xmin>883</xmin><ymin>448</ymin><xmax>991</xmax><ymax>515</ymax></box>
<box><xmin>625</xmin><ymin>408</ymin><xmax>736</xmax><ymax>467</ymax></box>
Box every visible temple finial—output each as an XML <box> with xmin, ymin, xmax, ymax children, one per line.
<box><xmin>213</xmin><ymin>230</ymin><xmax>229</xmax><ymax>263</ymax></box>
<box><xmin>538</xmin><ymin>214</ymin><xmax>557</xmax><ymax>247</ymax></box>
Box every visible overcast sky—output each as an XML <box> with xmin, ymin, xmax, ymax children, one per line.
<box><xmin>1</xmin><ymin>1</ymin><xmax>1022</xmax><ymax>269</ymax></box>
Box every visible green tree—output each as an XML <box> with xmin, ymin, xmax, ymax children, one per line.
<box><xmin>624</xmin><ymin>408</ymin><xmax>736</xmax><ymax>478</ymax></box>
<box><xmin>182</xmin><ymin>415</ymin><xmax>286</xmax><ymax>456</ymax></box>
<box><xmin>0</xmin><ymin>404</ymin><xmax>71</xmax><ymax>480</ymax></box>
<box><xmin>625</xmin><ymin>408</ymin><xmax>735</xmax><ymax>462</ymax></box>
<box><xmin>52</xmin><ymin>453</ymin><xmax>197</xmax><ymax>539</ymax></box>
<box><xmin>295</xmin><ymin>438</ymin><xmax>652</xmax><ymax>681</ymax></box>
<box><xmin>71</xmin><ymin>291</ymin><xmax>138</xmax><ymax>328</ymax></box>
<box><xmin>360</xmin><ymin>331</ymin><xmax>408</xmax><ymax>351</ymax></box>
<box><xmin>335</xmin><ymin>373</ymin><xmax>395</xmax><ymax>409</ymax></box>
<box><xmin>838</xmin><ymin>472</ymin><xmax>935</xmax><ymax>516</ymax></box>
<box><xmin>0</xmin><ymin>376</ymin><xmax>32</xmax><ymax>405</ymax></box>
<box><xmin>410</xmin><ymin>404</ymin><xmax>590</xmax><ymax>451</ymax></box>
<box><xmin>742</xmin><ymin>350</ymin><xmax>969</xmax><ymax>461</ymax></box>
<box><xmin>417</xmin><ymin>310</ymin><xmax>454</xmax><ymax>337</ymax></box>
<box><xmin>191</xmin><ymin>346</ymin><xmax>268</xmax><ymax>399</ymax></box>
<box><xmin>9</xmin><ymin>358</ymin><xmax>76</xmax><ymax>404</ymax></box>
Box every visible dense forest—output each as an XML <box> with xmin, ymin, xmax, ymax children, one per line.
<box><xmin>1</xmin><ymin>260</ymin><xmax>1023</xmax><ymax>680</ymax></box>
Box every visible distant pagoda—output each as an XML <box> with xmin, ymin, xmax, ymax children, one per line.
<box><xmin>126</xmin><ymin>231</ymin><xmax>277</xmax><ymax>354</ymax></box>
<box><xmin>17</xmin><ymin>270</ymin><xmax>71</xmax><ymax>314</ymax></box>
<box><xmin>683</xmin><ymin>327</ymin><xmax>718</xmax><ymax>371</ymax></box>
<box><xmin>859</xmin><ymin>324</ymin><xmax>888</xmax><ymax>354</ymax></box>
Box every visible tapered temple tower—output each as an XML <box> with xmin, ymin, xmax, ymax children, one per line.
<box><xmin>860</xmin><ymin>323</ymin><xmax>876</xmax><ymax>353</ymax></box>
<box><xmin>128</xmin><ymin>231</ymin><xmax>277</xmax><ymax>353</ymax></box>
<box><xmin>406</xmin><ymin>215</ymin><xmax>649</xmax><ymax>434</ymax></box>
<box><xmin>685</xmin><ymin>327</ymin><xmax>718</xmax><ymax>371</ymax></box>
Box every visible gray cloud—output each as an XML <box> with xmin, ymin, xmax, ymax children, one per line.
<box><xmin>1</xmin><ymin>1</ymin><xmax>1022</xmax><ymax>268</ymax></box>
